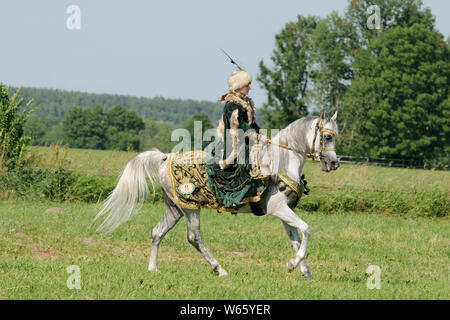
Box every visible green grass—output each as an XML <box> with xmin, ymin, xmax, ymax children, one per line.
<box><xmin>30</xmin><ymin>146</ymin><xmax>139</xmax><ymax>177</ymax></box>
<box><xmin>26</xmin><ymin>146</ymin><xmax>450</xmax><ymax>217</ymax></box>
<box><xmin>1</xmin><ymin>146</ymin><xmax>447</xmax><ymax>299</ymax></box>
<box><xmin>30</xmin><ymin>145</ymin><xmax>450</xmax><ymax>191</ymax></box>
<box><xmin>0</xmin><ymin>199</ymin><xmax>448</xmax><ymax>299</ymax></box>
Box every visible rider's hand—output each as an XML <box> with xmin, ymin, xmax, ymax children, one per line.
<box><xmin>259</xmin><ymin>134</ymin><xmax>271</xmax><ymax>144</ymax></box>
<box><xmin>219</xmin><ymin>160</ymin><xmax>227</xmax><ymax>170</ymax></box>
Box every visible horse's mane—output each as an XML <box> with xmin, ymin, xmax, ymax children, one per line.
<box><xmin>275</xmin><ymin>115</ymin><xmax>338</xmax><ymax>143</ymax></box>
<box><xmin>273</xmin><ymin>116</ymin><xmax>316</xmax><ymax>146</ymax></box>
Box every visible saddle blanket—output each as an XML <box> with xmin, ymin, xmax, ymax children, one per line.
<box><xmin>167</xmin><ymin>151</ymin><xmax>268</xmax><ymax>212</ymax></box>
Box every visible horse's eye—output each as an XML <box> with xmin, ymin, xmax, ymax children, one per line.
<box><xmin>325</xmin><ymin>135</ymin><xmax>332</xmax><ymax>141</ymax></box>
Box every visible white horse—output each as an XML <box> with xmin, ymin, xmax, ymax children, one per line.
<box><xmin>93</xmin><ymin>111</ymin><xmax>339</xmax><ymax>280</ymax></box>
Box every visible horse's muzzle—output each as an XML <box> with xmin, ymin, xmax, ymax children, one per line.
<box><xmin>331</xmin><ymin>160</ymin><xmax>340</xmax><ymax>170</ymax></box>
<box><xmin>322</xmin><ymin>160</ymin><xmax>340</xmax><ymax>172</ymax></box>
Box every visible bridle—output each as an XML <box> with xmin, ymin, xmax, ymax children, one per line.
<box><xmin>305</xmin><ymin>117</ymin><xmax>337</xmax><ymax>160</ymax></box>
<box><xmin>266</xmin><ymin>117</ymin><xmax>337</xmax><ymax>161</ymax></box>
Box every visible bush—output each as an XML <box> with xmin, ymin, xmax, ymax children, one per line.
<box><xmin>0</xmin><ymin>84</ymin><xmax>33</xmax><ymax>170</ymax></box>
<box><xmin>298</xmin><ymin>187</ymin><xmax>449</xmax><ymax>217</ymax></box>
<box><xmin>0</xmin><ymin>166</ymin><xmax>115</xmax><ymax>202</ymax></box>
<box><xmin>0</xmin><ymin>144</ymin><xmax>164</xmax><ymax>203</ymax></box>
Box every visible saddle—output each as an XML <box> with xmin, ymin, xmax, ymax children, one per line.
<box><xmin>167</xmin><ymin>150</ymin><xmax>270</xmax><ymax>213</ymax></box>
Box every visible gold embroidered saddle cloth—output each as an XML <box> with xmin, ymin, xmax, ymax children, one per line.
<box><xmin>167</xmin><ymin>150</ymin><xmax>269</xmax><ymax>212</ymax></box>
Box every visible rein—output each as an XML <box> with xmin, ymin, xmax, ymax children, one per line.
<box><xmin>265</xmin><ymin>118</ymin><xmax>337</xmax><ymax>161</ymax></box>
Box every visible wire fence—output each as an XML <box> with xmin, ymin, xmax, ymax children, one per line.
<box><xmin>333</xmin><ymin>155</ymin><xmax>448</xmax><ymax>170</ymax></box>
<box><xmin>25</xmin><ymin>155</ymin><xmax>448</xmax><ymax>174</ymax></box>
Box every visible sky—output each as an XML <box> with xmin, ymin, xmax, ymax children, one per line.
<box><xmin>0</xmin><ymin>0</ymin><xmax>449</xmax><ymax>108</ymax></box>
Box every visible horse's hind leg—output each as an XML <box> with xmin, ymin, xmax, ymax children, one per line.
<box><xmin>148</xmin><ymin>195</ymin><xmax>183</xmax><ymax>272</ymax></box>
<box><xmin>184</xmin><ymin>210</ymin><xmax>228</xmax><ymax>277</ymax></box>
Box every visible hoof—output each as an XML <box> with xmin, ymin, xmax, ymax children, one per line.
<box><xmin>148</xmin><ymin>266</ymin><xmax>159</xmax><ymax>273</ymax></box>
<box><xmin>217</xmin><ymin>268</ymin><xmax>228</xmax><ymax>277</ymax></box>
<box><xmin>304</xmin><ymin>272</ymin><xmax>314</xmax><ymax>281</ymax></box>
<box><xmin>286</xmin><ymin>259</ymin><xmax>296</xmax><ymax>273</ymax></box>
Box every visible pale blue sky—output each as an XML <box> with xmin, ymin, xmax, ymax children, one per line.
<box><xmin>0</xmin><ymin>0</ymin><xmax>448</xmax><ymax>107</ymax></box>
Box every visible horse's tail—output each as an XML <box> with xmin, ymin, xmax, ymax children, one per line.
<box><xmin>92</xmin><ymin>149</ymin><xmax>168</xmax><ymax>234</ymax></box>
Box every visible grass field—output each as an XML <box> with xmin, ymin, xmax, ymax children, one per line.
<box><xmin>0</xmin><ymin>200</ymin><xmax>448</xmax><ymax>299</ymax></box>
<box><xmin>28</xmin><ymin>146</ymin><xmax>450</xmax><ymax>217</ymax></box>
<box><xmin>0</xmin><ymin>146</ymin><xmax>448</xmax><ymax>299</ymax></box>
<box><xmin>30</xmin><ymin>146</ymin><xmax>449</xmax><ymax>193</ymax></box>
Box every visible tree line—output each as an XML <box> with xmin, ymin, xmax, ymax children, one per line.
<box><xmin>23</xmin><ymin>102</ymin><xmax>215</xmax><ymax>153</ymax></box>
<box><xmin>13</xmin><ymin>86</ymin><xmax>222</xmax><ymax>124</ymax></box>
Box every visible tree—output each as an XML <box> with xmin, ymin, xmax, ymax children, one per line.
<box><xmin>139</xmin><ymin>117</ymin><xmax>177</xmax><ymax>153</ymax></box>
<box><xmin>345</xmin><ymin>0</ymin><xmax>435</xmax><ymax>46</ymax></box>
<box><xmin>181</xmin><ymin>112</ymin><xmax>214</xmax><ymax>150</ymax></box>
<box><xmin>258</xmin><ymin>12</ymin><xmax>357</xmax><ymax>124</ymax></box>
<box><xmin>340</xmin><ymin>22</ymin><xmax>449</xmax><ymax>162</ymax></box>
<box><xmin>105</xmin><ymin>128</ymin><xmax>141</xmax><ymax>151</ymax></box>
<box><xmin>62</xmin><ymin>105</ymin><xmax>106</xmax><ymax>149</ymax></box>
<box><xmin>63</xmin><ymin>105</ymin><xmax>144</xmax><ymax>151</ymax></box>
<box><xmin>14</xmin><ymin>87</ymin><xmax>222</xmax><ymax>124</ymax></box>
<box><xmin>104</xmin><ymin>106</ymin><xmax>144</xmax><ymax>151</ymax></box>
<box><xmin>310</xmin><ymin>11</ymin><xmax>358</xmax><ymax>114</ymax></box>
<box><xmin>105</xmin><ymin>105</ymin><xmax>144</xmax><ymax>133</ymax></box>
<box><xmin>41</xmin><ymin>123</ymin><xmax>64</xmax><ymax>146</ymax></box>
<box><xmin>257</xmin><ymin>15</ymin><xmax>319</xmax><ymax>128</ymax></box>
<box><xmin>24</xmin><ymin>115</ymin><xmax>59</xmax><ymax>145</ymax></box>
<box><xmin>258</xmin><ymin>0</ymin><xmax>449</xmax><ymax>167</ymax></box>
<box><xmin>0</xmin><ymin>84</ymin><xmax>33</xmax><ymax>170</ymax></box>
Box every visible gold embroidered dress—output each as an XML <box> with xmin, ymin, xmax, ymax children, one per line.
<box><xmin>205</xmin><ymin>91</ymin><xmax>264</xmax><ymax>207</ymax></box>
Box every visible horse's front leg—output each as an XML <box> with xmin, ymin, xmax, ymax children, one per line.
<box><xmin>283</xmin><ymin>222</ymin><xmax>301</xmax><ymax>254</ymax></box>
<box><xmin>282</xmin><ymin>222</ymin><xmax>312</xmax><ymax>280</ymax></box>
<box><xmin>267</xmin><ymin>191</ymin><xmax>313</xmax><ymax>280</ymax></box>
<box><xmin>278</xmin><ymin>208</ymin><xmax>312</xmax><ymax>280</ymax></box>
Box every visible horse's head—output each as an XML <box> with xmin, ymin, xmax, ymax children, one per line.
<box><xmin>316</xmin><ymin>111</ymin><xmax>339</xmax><ymax>172</ymax></box>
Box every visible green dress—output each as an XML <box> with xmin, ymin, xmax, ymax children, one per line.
<box><xmin>205</xmin><ymin>99</ymin><xmax>264</xmax><ymax>208</ymax></box>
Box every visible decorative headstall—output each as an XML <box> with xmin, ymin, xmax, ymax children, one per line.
<box><xmin>265</xmin><ymin>116</ymin><xmax>337</xmax><ymax>161</ymax></box>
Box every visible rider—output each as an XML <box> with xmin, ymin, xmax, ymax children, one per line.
<box><xmin>205</xmin><ymin>70</ymin><xmax>269</xmax><ymax>208</ymax></box>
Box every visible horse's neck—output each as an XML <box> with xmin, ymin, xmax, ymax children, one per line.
<box><xmin>282</xmin><ymin>148</ymin><xmax>304</xmax><ymax>182</ymax></box>
<box><xmin>271</xmin><ymin>117</ymin><xmax>317</xmax><ymax>182</ymax></box>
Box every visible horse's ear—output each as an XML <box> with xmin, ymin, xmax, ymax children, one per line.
<box><xmin>320</xmin><ymin>110</ymin><xmax>325</xmax><ymax>121</ymax></box>
<box><xmin>331</xmin><ymin>110</ymin><xmax>338</xmax><ymax>122</ymax></box>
